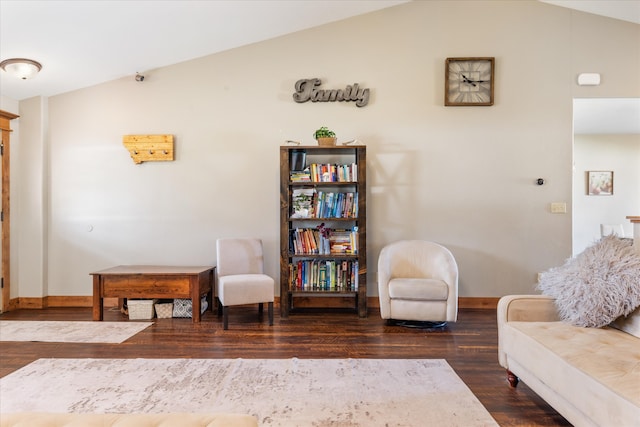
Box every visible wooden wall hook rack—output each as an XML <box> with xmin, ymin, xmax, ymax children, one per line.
<box><xmin>123</xmin><ymin>134</ymin><xmax>174</xmax><ymax>164</ymax></box>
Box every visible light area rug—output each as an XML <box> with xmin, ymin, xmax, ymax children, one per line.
<box><xmin>0</xmin><ymin>358</ymin><xmax>499</xmax><ymax>427</ymax></box>
<box><xmin>0</xmin><ymin>321</ymin><xmax>151</xmax><ymax>344</ymax></box>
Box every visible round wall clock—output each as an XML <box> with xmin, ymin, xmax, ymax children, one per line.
<box><xmin>445</xmin><ymin>57</ymin><xmax>495</xmax><ymax>106</ymax></box>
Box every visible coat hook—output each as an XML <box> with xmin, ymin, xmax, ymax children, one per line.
<box><xmin>123</xmin><ymin>134</ymin><xmax>174</xmax><ymax>164</ymax></box>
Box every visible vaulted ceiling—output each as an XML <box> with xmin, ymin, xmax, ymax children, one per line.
<box><xmin>1</xmin><ymin>1</ymin><xmax>638</xmax><ymax>133</ymax></box>
<box><xmin>0</xmin><ymin>1</ymin><xmax>409</xmax><ymax>101</ymax></box>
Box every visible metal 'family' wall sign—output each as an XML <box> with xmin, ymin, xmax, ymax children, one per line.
<box><xmin>293</xmin><ymin>78</ymin><xmax>370</xmax><ymax>107</ymax></box>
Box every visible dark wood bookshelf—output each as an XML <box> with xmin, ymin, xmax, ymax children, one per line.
<box><xmin>280</xmin><ymin>145</ymin><xmax>367</xmax><ymax>318</ymax></box>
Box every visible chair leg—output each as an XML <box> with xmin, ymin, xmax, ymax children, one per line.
<box><xmin>268</xmin><ymin>302</ymin><xmax>274</xmax><ymax>326</ymax></box>
<box><xmin>217</xmin><ymin>298</ymin><xmax>223</xmax><ymax>318</ymax></box>
<box><xmin>258</xmin><ymin>302</ymin><xmax>264</xmax><ymax>316</ymax></box>
<box><xmin>223</xmin><ymin>306</ymin><xmax>229</xmax><ymax>330</ymax></box>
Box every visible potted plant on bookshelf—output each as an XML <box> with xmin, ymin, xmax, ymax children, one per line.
<box><xmin>314</xmin><ymin>126</ymin><xmax>337</xmax><ymax>146</ymax></box>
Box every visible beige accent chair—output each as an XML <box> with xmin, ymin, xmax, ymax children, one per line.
<box><xmin>216</xmin><ymin>238</ymin><xmax>275</xmax><ymax>330</ymax></box>
<box><xmin>378</xmin><ymin>240</ymin><xmax>458</xmax><ymax>325</ymax></box>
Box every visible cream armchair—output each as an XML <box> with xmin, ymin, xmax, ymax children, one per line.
<box><xmin>377</xmin><ymin>240</ymin><xmax>458</xmax><ymax>325</ymax></box>
<box><xmin>216</xmin><ymin>238</ymin><xmax>275</xmax><ymax>330</ymax></box>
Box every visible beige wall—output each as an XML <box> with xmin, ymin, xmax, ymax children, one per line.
<box><xmin>7</xmin><ymin>1</ymin><xmax>640</xmax><ymax>300</ymax></box>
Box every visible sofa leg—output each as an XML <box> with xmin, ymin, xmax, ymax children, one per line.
<box><xmin>507</xmin><ymin>370</ymin><xmax>519</xmax><ymax>387</ymax></box>
<box><xmin>223</xmin><ymin>306</ymin><xmax>229</xmax><ymax>330</ymax></box>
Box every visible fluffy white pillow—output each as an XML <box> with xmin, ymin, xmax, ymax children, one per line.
<box><xmin>537</xmin><ymin>235</ymin><xmax>640</xmax><ymax>327</ymax></box>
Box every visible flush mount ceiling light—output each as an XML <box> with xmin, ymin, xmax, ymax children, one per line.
<box><xmin>0</xmin><ymin>58</ymin><xmax>42</xmax><ymax>80</ymax></box>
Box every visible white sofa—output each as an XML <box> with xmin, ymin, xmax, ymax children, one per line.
<box><xmin>497</xmin><ymin>295</ymin><xmax>640</xmax><ymax>427</ymax></box>
<box><xmin>0</xmin><ymin>412</ymin><xmax>258</xmax><ymax>427</ymax></box>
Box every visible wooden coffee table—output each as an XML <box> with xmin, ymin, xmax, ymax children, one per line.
<box><xmin>91</xmin><ymin>265</ymin><xmax>215</xmax><ymax>322</ymax></box>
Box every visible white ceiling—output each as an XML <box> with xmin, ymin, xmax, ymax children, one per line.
<box><xmin>1</xmin><ymin>0</ymin><xmax>639</xmax><ymax>134</ymax></box>
<box><xmin>539</xmin><ymin>0</ymin><xmax>640</xmax><ymax>24</ymax></box>
<box><xmin>0</xmin><ymin>0</ymin><xmax>409</xmax><ymax>101</ymax></box>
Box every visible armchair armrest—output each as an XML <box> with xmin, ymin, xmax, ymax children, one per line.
<box><xmin>497</xmin><ymin>294</ymin><xmax>560</xmax><ymax>368</ymax></box>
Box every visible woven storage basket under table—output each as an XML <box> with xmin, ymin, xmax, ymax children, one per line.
<box><xmin>154</xmin><ymin>303</ymin><xmax>174</xmax><ymax>319</ymax></box>
<box><xmin>127</xmin><ymin>299</ymin><xmax>157</xmax><ymax>320</ymax></box>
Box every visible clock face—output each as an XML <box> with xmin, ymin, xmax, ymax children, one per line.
<box><xmin>445</xmin><ymin>57</ymin><xmax>494</xmax><ymax>106</ymax></box>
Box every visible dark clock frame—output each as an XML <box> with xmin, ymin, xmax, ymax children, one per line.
<box><xmin>445</xmin><ymin>57</ymin><xmax>495</xmax><ymax>106</ymax></box>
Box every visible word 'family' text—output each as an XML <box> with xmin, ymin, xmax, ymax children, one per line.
<box><xmin>293</xmin><ymin>78</ymin><xmax>370</xmax><ymax>107</ymax></box>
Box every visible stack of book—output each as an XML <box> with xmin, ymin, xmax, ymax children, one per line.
<box><xmin>290</xmin><ymin>227</ymin><xmax>358</xmax><ymax>255</ymax></box>
<box><xmin>306</xmin><ymin>163</ymin><xmax>358</xmax><ymax>182</ymax></box>
<box><xmin>291</xmin><ymin>188</ymin><xmax>316</xmax><ymax>218</ymax></box>
<box><xmin>288</xmin><ymin>259</ymin><xmax>359</xmax><ymax>292</ymax></box>
<box><xmin>314</xmin><ymin>191</ymin><xmax>358</xmax><ymax>218</ymax></box>
<box><xmin>291</xmin><ymin>189</ymin><xmax>358</xmax><ymax>219</ymax></box>
<box><xmin>328</xmin><ymin>228</ymin><xmax>358</xmax><ymax>254</ymax></box>
<box><xmin>290</xmin><ymin>170</ymin><xmax>311</xmax><ymax>182</ymax></box>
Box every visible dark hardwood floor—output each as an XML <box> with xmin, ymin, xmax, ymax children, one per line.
<box><xmin>0</xmin><ymin>306</ymin><xmax>570</xmax><ymax>426</ymax></box>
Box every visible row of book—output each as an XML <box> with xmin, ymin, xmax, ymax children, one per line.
<box><xmin>291</xmin><ymin>188</ymin><xmax>358</xmax><ymax>219</ymax></box>
<box><xmin>288</xmin><ymin>259</ymin><xmax>359</xmax><ymax>292</ymax></box>
<box><xmin>290</xmin><ymin>227</ymin><xmax>358</xmax><ymax>255</ymax></box>
<box><xmin>290</xmin><ymin>163</ymin><xmax>358</xmax><ymax>183</ymax></box>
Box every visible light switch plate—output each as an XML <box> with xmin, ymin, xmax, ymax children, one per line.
<box><xmin>551</xmin><ymin>202</ymin><xmax>567</xmax><ymax>214</ymax></box>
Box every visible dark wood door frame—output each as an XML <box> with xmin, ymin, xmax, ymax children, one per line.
<box><xmin>0</xmin><ymin>110</ymin><xmax>19</xmax><ymax>312</ymax></box>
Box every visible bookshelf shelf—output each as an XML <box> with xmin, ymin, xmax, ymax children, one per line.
<box><xmin>289</xmin><ymin>217</ymin><xmax>355</xmax><ymax>221</ymax></box>
<box><xmin>290</xmin><ymin>291</ymin><xmax>358</xmax><ymax>297</ymax></box>
<box><xmin>290</xmin><ymin>182</ymin><xmax>355</xmax><ymax>186</ymax></box>
<box><xmin>280</xmin><ymin>145</ymin><xmax>367</xmax><ymax>318</ymax></box>
<box><xmin>290</xmin><ymin>254</ymin><xmax>359</xmax><ymax>258</ymax></box>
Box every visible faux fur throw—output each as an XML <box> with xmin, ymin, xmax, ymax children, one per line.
<box><xmin>537</xmin><ymin>235</ymin><xmax>640</xmax><ymax>328</ymax></box>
